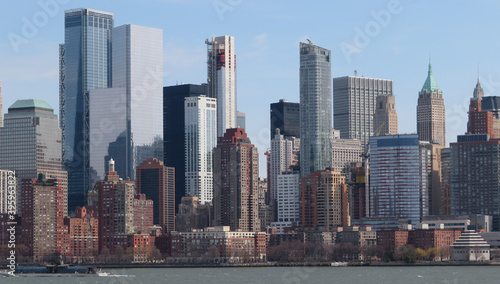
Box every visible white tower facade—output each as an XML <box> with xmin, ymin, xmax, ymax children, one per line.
<box><xmin>184</xmin><ymin>96</ymin><xmax>217</xmax><ymax>204</ymax></box>
<box><xmin>207</xmin><ymin>35</ymin><xmax>237</xmax><ymax>137</ymax></box>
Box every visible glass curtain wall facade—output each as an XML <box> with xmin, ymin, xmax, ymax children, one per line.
<box><xmin>61</xmin><ymin>8</ymin><xmax>113</xmax><ymax>212</ymax></box>
<box><xmin>369</xmin><ymin>134</ymin><xmax>429</xmax><ymax>225</ymax></box>
<box><xmin>299</xmin><ymin>42</ymin><xmax>332</xmax><ymax>177</ymax></box>
<box><xmin>112</xmin><ymin>24</ymin><xmax>164</xmax><ymax>171</ymax></box>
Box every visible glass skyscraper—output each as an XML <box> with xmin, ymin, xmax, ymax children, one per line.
<box><xmin>89</xmin><ymin>24</ymin><xmax>164</xmax><ymax>183</ymax></box>
<box><xmin>299</xmin><ymin>41</ymin><xmax>332</xmax><ymax>177</ymax></box>
<box><xmin>60</xmin><ymin>8</ymin><xmax>114</xmax><ymax>212</ymax></box>
<box><xmin>369</xmin><ymin>134</ymin><xmax>429</xmax><ymax>225</ymax></box>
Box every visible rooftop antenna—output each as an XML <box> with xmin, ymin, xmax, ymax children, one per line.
<box><xmin>477</xmin><ymin>63</ymin><xmax>480</xmax><ymax>82</ymax></box>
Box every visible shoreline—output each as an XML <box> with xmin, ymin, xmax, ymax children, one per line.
<box><xmin>88</xmin><ymin>261</ymin><xmax>500</xmax><ymax>269</ymax></box>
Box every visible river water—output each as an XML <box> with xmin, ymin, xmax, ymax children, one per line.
<box><xmin>2</xmin><ymin>266</ymin><xmax>498</xmax><ymax>283</ymax></box>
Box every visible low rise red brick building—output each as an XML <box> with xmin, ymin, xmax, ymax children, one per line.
<box><xmin>64</xmin><ymin>206</ymin><xmax>98</xmax><ymax>262</ymax></box>
<box><xmin>170</xmin><ymin>226</ymin><xmax>267</xmax><ymax>261</ymax></box>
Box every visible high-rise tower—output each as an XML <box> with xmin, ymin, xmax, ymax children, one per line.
<box><xmin>213</xmin><ymin>128</ymin><xmax>260</xmax><ymax>231</ymax></box>
<box><xmin>89</xmin><ymin>24</ymin><xmax>163</xmax><ymax>183</ymax></box>
<box><xmin>374</xmin><ymin>94</ymin><xmax>398</xmax><ymax>135</ymax></box>
<box><xmin>299</xmin><ymin>41</ymin><xmax>332</xmax><ymax>177</ymax></box>
<box><xmin>333</xmin><ymin>76</ymin><xmax>393</xmax><ymax>145</ymax></box>
<box><xmin>0</xmin><ymin>100</ymin><xmax>68</xmax><ymax>215</ymax></box>
<box><xmin>417</xmin><ymin>62</ymin><xmax>446</xmax><ymax>146</ymax></box>
<box><xmin>0</xmin><ymin>80</ymin><xmax>3</xmax><ymax>127</ymax></box>
<box><xmin>206</xmin><ymin>36</ymin><xmax>237</xmax><ymax>137</ymax></box>
<box><xmin>60</xmin><ymin>8</ymin><xmax>114</xmax><ymax>212</ymax></box>
<box><xmin>184</xmin><ymin>96</ymin><xmax>217</xmax><ymax>204</ymax></box>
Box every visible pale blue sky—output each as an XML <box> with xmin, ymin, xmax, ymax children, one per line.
<box><xmin>2</xmin><ymin>0</ymin><xmax>500</xmax><ymax>175</ymax></box>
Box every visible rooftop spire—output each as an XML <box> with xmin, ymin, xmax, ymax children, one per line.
<box><xmin>421</xmin><ymin>59</ymin><xmax>441</xmax><ymax>94</ymax></box>
<box><xmin>473</xmin><ymin>79</ymin><xmax>484</xmax><ymax>100</ymax></box>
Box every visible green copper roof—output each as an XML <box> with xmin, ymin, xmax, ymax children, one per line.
<box><xmin>421</xmin><ymin>62</ymin><xmax>441</xmax><ymax>93</ymax></box>
<box><xmin>9</xmin><ymin>99</ymin><xmax>53</xmax><ymax>111</ymax></box>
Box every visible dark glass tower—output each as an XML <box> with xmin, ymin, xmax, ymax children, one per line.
<box><xmin>299</xmin><ymin>41</ymin><xmax>332</xmax><ymax>177</ymax></box>
<box><xmin>60</xmin><ymin>8</ymin><xmax>114</xmax><ymax>212</ymax></box>
<box><xmin>163</xmin><ymin>84</ymin><xmax>208</xmax><ymax>211</ymax></box>
<box><xmin>270</xmin><ymin>99</ymin><xmax>300</xmax><ymax>139</ymax></box>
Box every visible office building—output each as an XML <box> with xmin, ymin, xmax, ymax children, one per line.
<box><xmin>89</xmin><ymin>24</ymin><xmax>163</xmax><ymax>185</ymax></box>
<box><xmin>96</xmin><ymin>159</ymin><xmax>135</xmax><ymax>251</ymax></box>
<box><xmin>417</xmin><ymin>62</ymin><xmax>446</xmax><ymax>146</ymax></box>
<box><xmin>60</xmin><ymin>8</ymin><xmax>114</xmax><ymax>212</ymax></box>
<box><xmin>299</xmin><ymin>41</ymin><xmax>332</xmax><ymax>177</ymax></box>
<box><xmin>374</xmin><ymin>94</ymin><xmax>398</xmax><ymax>135</ymax></box>
<box><xmin>21</xmin><ymin>175</ymin><xmax>69</xmax><ymax>262</ymax></box>
<box><xmin>170</xmin><ymin>226</ymin><xmax>267</xmax><ymax>261</ymax></box>
<box><xmin>0</xmin><ymin>170</ymin><xmax>15</xmax><ymax>214</ymax></box>
<box><xmin>450</xmin><ymin>134</ymin><xmax>500</xmax><ymax>231</ymax></box>
<box><xmin>270</xmin><ymin>99</ymin><xmax>300</xmax><ymax>139</ymax></box>
<box><xmin>64</xmin><ymin>206</ymin><xmax>98</xmax><ymax>262</ymax></box>
<box><xmin>133</xmin><ymin>194</ymin><xmax>154</xmax><ymax>234</ymax></box>
<box><xmin>164</xmin><ymin>84</ymin><xmax>207</xmax><ymax>211</ymax></box>
<box><xmin>333</xmin><ymin>76</ymin><xmax>393</xmax><ymax>146</ymax></box>
<box><xmin>270</xmin><ymin>128</ymin><xmax>299</xmax><ymax>201</ymax></box>
<box><xmin>0</xmin><ymin>80</ymin><xmax>3</xmax><ymax>127</ymax></box>
<box><xmin>299</xmin><ymin>169</ymin><xmax>349</xmax><ymax>231</ymax></box>
<box><xmin>270</xmin><ymin>173</ymin><xmax>300</xmax><ymax>233</ymax></box>
<box><xmin>136</xmin><ymin>158</ymin><xmax>175</xmax><ymax>233</ymax></box>
<box><xmin>331</xmin><ymin>130</ymin><xmax>362</xmax><ymax>174</ymax></box>
<box><xmin>213</xmin><ymin>128</ymin><xmax>260</xmax><ymax>231</ymax></box>
<box><xmin>0</xmin><ymin>100</ymin><xmax>67</xmax><ymax>215</ymax></box>
<box><xmin>206</xmin><ymin>35</ymin><xmax>237</xmax><ymax>137</ymax></box>
<box><xmin>184</xmin><ymin>96</ymin><xmax>217</xmax><ymax>204</ymax></box>
<box><xmin>237</xmin><ymin>111</ymin><xmax>246</xmax><ymax>129</ymax></box>
<box><xmin>468</xmin><ymin>81</ymin><xmax>495</xmax><ymax>138</ymax></box>
<box><xmin>369</xmin><ymin>134</ymin><xmax>429</xmax><ymax>225</ymax></box>
<box><xmin>175</xmin><ymin>195</ymin><xmax>211</xmax><ymax>232</ymax></box>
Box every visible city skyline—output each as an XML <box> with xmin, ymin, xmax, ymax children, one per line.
<box><xmin>2</xmin><ymin>1</ymin><xmax>500</xmax><ymax>177</ymax></box>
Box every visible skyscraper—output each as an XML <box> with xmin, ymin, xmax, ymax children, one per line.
<box><xmin>299</xmin><ymin>41</ymin><xmax>332</xmax><ymax>177</ymax></box>
<box><xmin>270</xmin><ymin>128</ymin><xmax>299</xmax><ymax>201</ymax></box>
<box><xmin>96</xmin><ymin>159</ymin><xmax>135</xmax><ymax>251</ymax></box>
<box><xmin>417</xmin><ymin>62</ymin><xmax>446</xmax><ymax>146</ymax></box>
<box><xmin>331</xmin><ymin>129</ymin><xmax>362</xmax><ymax>174</ymax></box>
<box><xmin>21</xmin><ymin>175</ymin><xmax>69</xmax><ymax>262</ymax></box>
<box><xmin>0</xmin><ymin>170</ymin><xmax>15</xmax><ymax>214</ymax></box>
<box><xmin>369</xmin><ymin>134</ymin><xmax>429</xmax><ymax>225</ymax></box>
<box><xmin>206</xmin><ymin>36</ymin><xmax>237</xmax><ymax>137</ymax></box>
<box><xmin>299</xmin><ymin>169</ymin><xmax>349</xmax><ymax>230</ymax></box>
<box><xmin>468</xmin><ymin>81</ymin><xmax>495</xmax><ymax>138</ymax></box>
<box><xmin>136</xmin><ymin>158</ymin><xmax>175</xmax><ymax>233</ymax></box>
<box><xmin>374</xmin><ymin>94</ymin><xmax>398</xmax><ymax>135</ymax></box>
<box><xmin>451</xmin><ymin>134</ymin><xmax>500</xmax><ymax>231</ymax></box>
<box><xmin>270</xmin><ymin>99</ymin><xmax>300</xmax><ymax>139</ymax></box>
<box><xmin>0</xmin><ymin>80</ymin><xmax>3</xmax><ymax>127</ymax></box>
<box><xmin>184</xmin><ymin>96</ymin><xmax>217</xmax><ymax>204</ymax></box>
<box><xmin>164</xmin><ymin>84</ymin><xmax>207</xmax><ymax>210</ymax></box>
<box><xmin>333</xmin><ymin>76</ymin><xmax>393</xmax><ymax>145</ymax></box>
<box><xmin>89</xmin><ymin>24</ymin><xmax>164</xmax><ymax>184</ymax></box>
<box><xmin>0</xmin><ymin>100</ymin><xmax>67</xmax><ymax>215</ymax></box>
<box><xmin>60</xmin><ymin>8</ymin><xmax>114</xmax><ymax>212</ymax></box>
<box><xmin>213</xmin><ymin>128</ymin><xmax>260</xmax><ymax>231</ymax></box>
<box><xmin>236</xmin><ymin>111</ymin><xmax>246</xmax><ymax>129</ymax></box>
